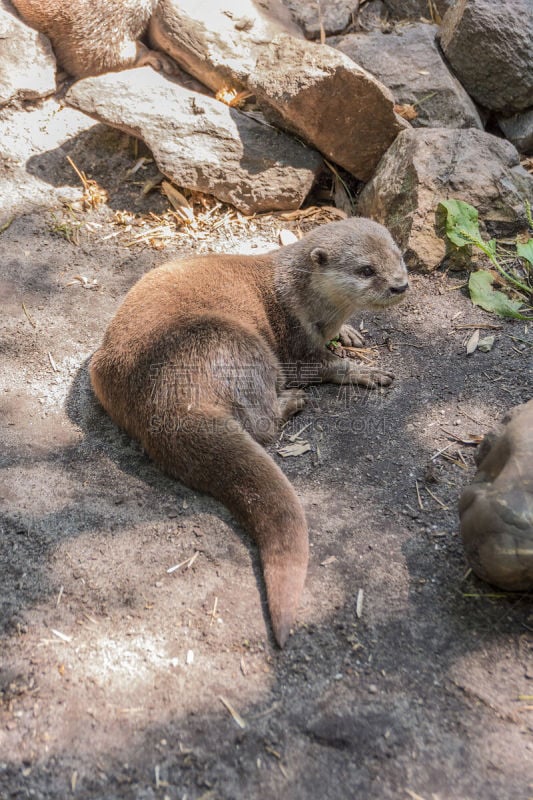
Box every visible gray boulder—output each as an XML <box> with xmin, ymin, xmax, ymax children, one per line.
<box><xmin>438</xmin><ymin>0</ymin><xmax>533</xmax><ymax>114</ymax></box>
<box><xmin>357</xmin><ymin>128</ymin><xmax>533</xmax><ymax>271</ymax></box>
<box><xmin>149</xmin><ymin>0</ymin><xmax>409</xmax><ymax>181</ymax></box>
<box><xmin>498</xmin><ymin>110</ymin><xmax>533</xmax><ymax>156</ymax></box>
<box><xmin>0</xmin><ymin>1</ymin><xmax>56</xmax><ymax>106</ymax></box>
<box><xmin>66</xmin><ymin>68</ymin><xmax>323</xmax><ymax>215</ymax></box>
<box><xmin>331</xmin><ymin>23</ymin><xmax>482</xmax><ymax>130</ymax></box>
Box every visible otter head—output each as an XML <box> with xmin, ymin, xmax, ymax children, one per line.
<box><xmin>308</xmin><ymin>217</ymin><xmax>409</xmax><ymax>314</ymax></box>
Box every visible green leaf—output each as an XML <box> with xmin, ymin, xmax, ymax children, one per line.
<box><xmin>438</xmin><ymin>199</ymin><xmax>482</xmax><ymax>248</ymax></box>
<box><xmin>468</xmin><ymin>270</ymin><xmax>527</xmax><ymax>319</ymax></box>
<box><xmin>517</xmin><ymin>238</ymin><xmax>533</xmax><ymax>267</ymax></box>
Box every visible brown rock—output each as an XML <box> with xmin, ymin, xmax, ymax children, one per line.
<box><xmin>149</xmin><ymin>0</ymin><xmax>409</xmax><ymax>181</ymax></box>
<box><xmin>0</xmin><ymin>1</ymin><xmax>56</xmax><ymax>106</ymax></box>
<box><xmin>438</xmin><ymin>0</ymin><xmax>533</xmax><ymax>114</ymax></box>
<box><xmin>357</xmin><ymin>128</ymin><xmax>533</xmax><ymax>271</ymax></box>
<box><xmin>65</xmin><ymin>68</ymin><xmax>323</xmax><ymax>215</ymax></box>
<box><xmin>251</xmin><ymin>35</ymin><xmax>409</xmax><ymax>181</ymax></box>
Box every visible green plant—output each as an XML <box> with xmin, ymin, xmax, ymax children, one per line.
<box><xmin>438</xmin><ymin>199</ymin><xmax>533</xmax><ymax>320</ymax></box>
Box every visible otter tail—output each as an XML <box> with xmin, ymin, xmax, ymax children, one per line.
<box><xmin>145</xmin><ymin>407</ymin><xmax>309</xmax><ymax>647</ymax></box>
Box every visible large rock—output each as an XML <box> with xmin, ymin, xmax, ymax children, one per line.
<box><xmin>357</xmin><ymin>128</ymin><xmax>533</xmax><ymax>271</ymax></box>
<box><xmin>251</xmin><ymin>36</ymin><xmax>409</xmax><ymax>181</ymax></box>
<box><xmin>438</xmin><ymin>0</ymin><xmax>533</xmax><ymax>114</ymax></box>
<box><xmin>0</xmin><ymin>1</ymin><xmax>56</xmax><ymax>106</ymax></box>
<box><xmin>0</xmin><ymin>99</ymin><xmax>94</xmax><ymax>226</ymax></box>
<box><xmin>498</xmin><ymin>110</ymin><xmax>533</xmax><ymax>156</ymax></box>
<box><xmin>331</xmin><ymin>23</ymin><xmax>482</xmax><ymax>130</ymax></box>
<box><xmin>149</xmin><ymin>0</ymin><xmax>409</xmax><ymax>181</ymax></box>
<box><xmin>149</xmin><ymin>0</ymin><xmax>302</xmax><ymax>94</ymax></box>
<box><xmin>282</xmin><ymin>0</ymin><xmax>359</xmax><ymax>39</ymax></box>
<box><xmin>65</xmin><ymin>68</ymin><xmax>323</xmax><ymax>215</ymax></box>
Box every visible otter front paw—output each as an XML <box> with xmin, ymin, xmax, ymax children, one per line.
<box><xmin>348</xmin><ymin>366</ymin><xmax>394</xmax><ymax>388</ymax></box>
<box><xmin>338</xmin><ymin>323</ymin><xmax>365</xmax><ymax>348</ymax></box>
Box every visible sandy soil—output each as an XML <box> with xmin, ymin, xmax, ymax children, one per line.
<box><xmin>1</xmin><ymin>123</ymin><xmax>532</xmax><ymax>800</ymax></box>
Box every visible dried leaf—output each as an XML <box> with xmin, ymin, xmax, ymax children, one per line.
<box><xmin>277</xmin><ymin>440</ymin><xmax>311</xmax><ymax>458</ymax></box>
<box><xmin>215</xmin><ymin>86</ymin><xmax>253</xmax><ymax>108</ymax></box>
<box><xmin>394</xmin><ymin>103</ymin><xmax>418</xmax><ymax>121</ymax></box>
<box><xmin>142</xmin><ymin>174</ymin><xmax>164</xmax><ymax>195</ymax></box>
<box><xmin>279</xmin><ymin>229</ymin><xmax>298</xmax><ymax>246</ymax></box>
<box><xmin>356</xmin><ymin>588</ymin><xmax>364</xmax><ymax>619</ymax></box>
<box><xmin>465</xmin><ymin>329</ymin><xmax>479</xmax><ymax>354</ymax></box>
<box><xmin>161</xmin><ymin>182</ymin><xmax>194</xmax><ymax>223</ymax></box>
<box><xmin>219</xmin><ymin>696</ymin><xmax>246</xmax><ymax>729</ymax></box>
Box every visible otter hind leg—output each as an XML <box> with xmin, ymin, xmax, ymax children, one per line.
<box><xmin>278</xmin><ymin>388</ymin><xmax>307</xmax><ymax>421</ymax></box>
<box><xmin>134</xmin><ymin>41</ymin><xmax>177</xmax><ymax>75</ymax></box>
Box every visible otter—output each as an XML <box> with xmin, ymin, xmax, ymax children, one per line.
<box><xmin>89</xmin><ymin>218</ymin><xmax>409</xmax><ymax>646</ymax></box>
<box><xmin>10</xmin><ymin>0</ymin><xmax>174</xmax><ymax>78</ymax></box>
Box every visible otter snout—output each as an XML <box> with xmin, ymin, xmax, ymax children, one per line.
<box><xmin>390</xmin><ymin>282</ymin><xmax>409</xmax><ymax>295</ymax></box>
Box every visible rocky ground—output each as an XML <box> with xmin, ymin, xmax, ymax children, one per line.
<box><xmin>1</xmin><ymin>125</ymin><xmax>532</xmax><ymax>799</ymax></box>
<box><xmin>1</xmin><ymin>0</ymin><xmax>533</xmax><ymax>797</ymax></box>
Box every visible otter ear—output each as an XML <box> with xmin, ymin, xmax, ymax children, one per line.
<box><xmin>311</xmin><ymin>247</ymin><xmax>328</xmax><ymax>267</ymax></box>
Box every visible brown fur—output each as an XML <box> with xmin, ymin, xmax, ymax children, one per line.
<box><xmin>89</xmin><ymin>218</ymin><xmax>408</xmax><ymax>646</ymax></box>
<box><xmin>10</xmin><ymin>0</ymin><xmax>174</xmax><ymax>77</ymax></box>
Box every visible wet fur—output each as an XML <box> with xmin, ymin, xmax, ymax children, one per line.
<box><xmin>90</xmin><ymin>218</ymin><xmax>408</xmax><ymax>646</ymax></box>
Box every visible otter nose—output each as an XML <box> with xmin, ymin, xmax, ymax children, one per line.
<box><xmin>390</xmin><ymin>282</ymin><xmax>409</xmax><ymax>295</ymax></box>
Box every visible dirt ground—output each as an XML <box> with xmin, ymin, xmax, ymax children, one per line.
<box><xmin>1</xmin><ymin>123</ymin><xmax>532</xmax><ymax>800</ymax></box>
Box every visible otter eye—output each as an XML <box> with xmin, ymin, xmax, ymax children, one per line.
<box><xmin>359</xmin><ymin>265</ymin><xmax>375</xmax><ymax>278</ymax></box>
